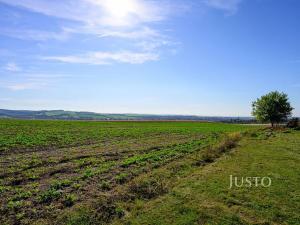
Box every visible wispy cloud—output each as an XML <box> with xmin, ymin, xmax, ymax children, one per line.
<box><xmin>6</xmin><ymin>82</ymin><xmax>43</xmax><ymax>91</ymax></box>
<box><xmin>0</xmin><ymin>0</ymin><xmax>171</xmax><ymax>37</ymax></box>
<box><xmin>98</xmin><ymin>27</ymin><xmax>161</xmax><ymax>40</ymax></box>
<box><xmin>203</xmin><ymin>0</ymin><xmax>242</xmax><ymax>14</ymax></box>
<box><xmin>0</xmin><ymin>28</ymin><xmax>69</xmax><ymax>41</ymax></box>
<box><xmin>0</xmin><ymin>0</ymin><xmax>181</xmax><ymax>64</ymax></box>
<box><xmin>3</xmin><ymin>78</ymin><xmax>48</xmax><ymax>91</ymax></box>
<box><xmin>4</xmin><ymin>63</ymin><xmax>21</xmax><ymax>72</ymax></box>
<box><xmin>1</xmin><ymin>73</ymin><xmax>70</xmax><ymax>91</ymax></box>
<box><xmin>0</xmin><ymin>0</ymin><xmax>167</xmax><ymax>27</ymax></box>
<box><xmin>43</xmin><ymin>51</ymin><xmax>159</xmax><ymax>65</ymax></box>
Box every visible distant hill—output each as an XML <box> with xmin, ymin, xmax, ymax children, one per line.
<box><xmin>0</xmin><ymin>109</ymin><xmax>254</xmax><ymax>122</ymax></box>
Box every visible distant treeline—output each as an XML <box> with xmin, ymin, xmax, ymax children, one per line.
<box><xmin>0</xmin><ymin>109</ymin><xmax>256</xmax><ymax>123</ymax></box>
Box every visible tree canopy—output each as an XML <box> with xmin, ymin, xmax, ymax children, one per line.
<box><xmin>252</xmin><ymin>91</ymin><xmax>293</xmax><ymax>127</ymax></box>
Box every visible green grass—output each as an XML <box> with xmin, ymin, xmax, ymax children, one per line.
<box><xmin>0</xmin><ymin>120</ymin><xmax>288</xmax><ymax>225</ymax></box>
<box><xmin>113</xmin><ymin>130</ymin><xmax>300</xmax><ymax>225</ymax></box>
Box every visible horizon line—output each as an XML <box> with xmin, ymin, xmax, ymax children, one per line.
<box><xmin>0</xmin><ymin>108</ymin><xmax>254</xmax><ymax>118</ymax></box>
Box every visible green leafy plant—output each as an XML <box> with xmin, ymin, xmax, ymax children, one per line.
<box><xmin>38</xmin><ymin>188</ymin><xmax>62</xmax><ymax>203</ymax></box>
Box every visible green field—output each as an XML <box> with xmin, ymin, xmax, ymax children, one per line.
<box><xmin>0</xmin><ymin>120</ymin><xmax>299</xmax><ymax>225</ymax></box>
<box><xmin>113</xmin><ymin>129</ymin><xmax>300</xmax><ymax>225</ymax></box>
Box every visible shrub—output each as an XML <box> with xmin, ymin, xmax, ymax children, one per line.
<box><xmin>199</xmin><ymin>132</ymin><xmax>241</xmax><ymax>164</ymax></box>
<box><xmin>286</xmin><ymin>118</ymin><xmax>299</xmax><ymax>128</ymax></box>
<box><xmin>217</xmin><ymin>133</ymin><xmax>241</xmax><ymax>153</ymax></box>
<box><xmin>201</xmin><ymin>152</ymin><xmax>215</xmax><ymax>163</ymax></box>
<box><xmin>128</xmin><ymin>175</ymin><xmax>169</xmax><ymax>199</ymax></box>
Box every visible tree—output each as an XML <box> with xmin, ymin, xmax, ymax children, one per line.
<box><xmin>252</xmin><ymin>91</ymin><xmax>293</xmax><ymax>127</ymax></box>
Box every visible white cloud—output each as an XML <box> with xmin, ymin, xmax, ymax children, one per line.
<box><xmin>7</xmin><ymin>83</ymin><xmax>40</xmax><ymax>91</ymax></box>
<box><xmin>0</xmin><ymin>0</ymin><xmax>244</xmax><ymax>68</ymax></box>
<box><xmin>204</xmin><ymin>0</ymin><xmax>242</xmax><ymax>13</ymax></box>
<box><xmin>5</xmin><ymin>78</ymin><xmax>49</xmax><ymax>91</ymax></box>
<box><xmin>0</xmin><ymin>0</ymin><xmax>180</xmax><ymax>64</ymax></box>
<box><xmin>43</xmin><ymin>51</ymin><xmax>159</xmax><ymax>65</ymax></box>
<box><xmin>136</xmin><ymin>39</ymin><xmax>177</xmax><ymax>52</ymax></box>
<box><xmin>5</xmin><ymin>63</ymin><xmax>21</xmax><ymax>72</ymax></box>
<box><xmin>0</xmin><ymin>72</ymin><xmax>70</xmax><ymax>91</ymax></box>
<box><xmin>98</xmin><ymin>27</ymin><xmax>161</xmax><ymax>39</ymax></box>
<box><xmin>0</xmin><ymin>28</ymin><xmax>69</xmax><ymax>41</ymax></box>
<box><xmin>0</xmin><ymin>0</ymin><xmax>167</xmax><ymax>43</ymax></box>
<box><xmin>0</xmin><ymin>0</ymin><xmax>167</xmax><ymax>27</ymax></box>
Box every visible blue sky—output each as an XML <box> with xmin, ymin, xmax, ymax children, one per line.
<box><xmin>0</xmin><ymin>0</ymin><xmax>299</xmax><ymax>116</ymax></box>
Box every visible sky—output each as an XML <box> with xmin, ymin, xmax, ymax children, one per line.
<box><xmin>0</xmin><ymin>0</ymin><xmax>299</xmax><ymax>117</ymax></box>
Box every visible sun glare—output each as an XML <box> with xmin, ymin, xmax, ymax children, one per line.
<box><xmin>102</xmin><ymin>0</ymin><xmax>139</xmax><ymax>18</ymax></box>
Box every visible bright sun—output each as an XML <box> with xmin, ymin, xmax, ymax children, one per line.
<box><xmin>102</xmin><ymin>0</ymin><xmax>139</xmax><ymax>18</ymax></box>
